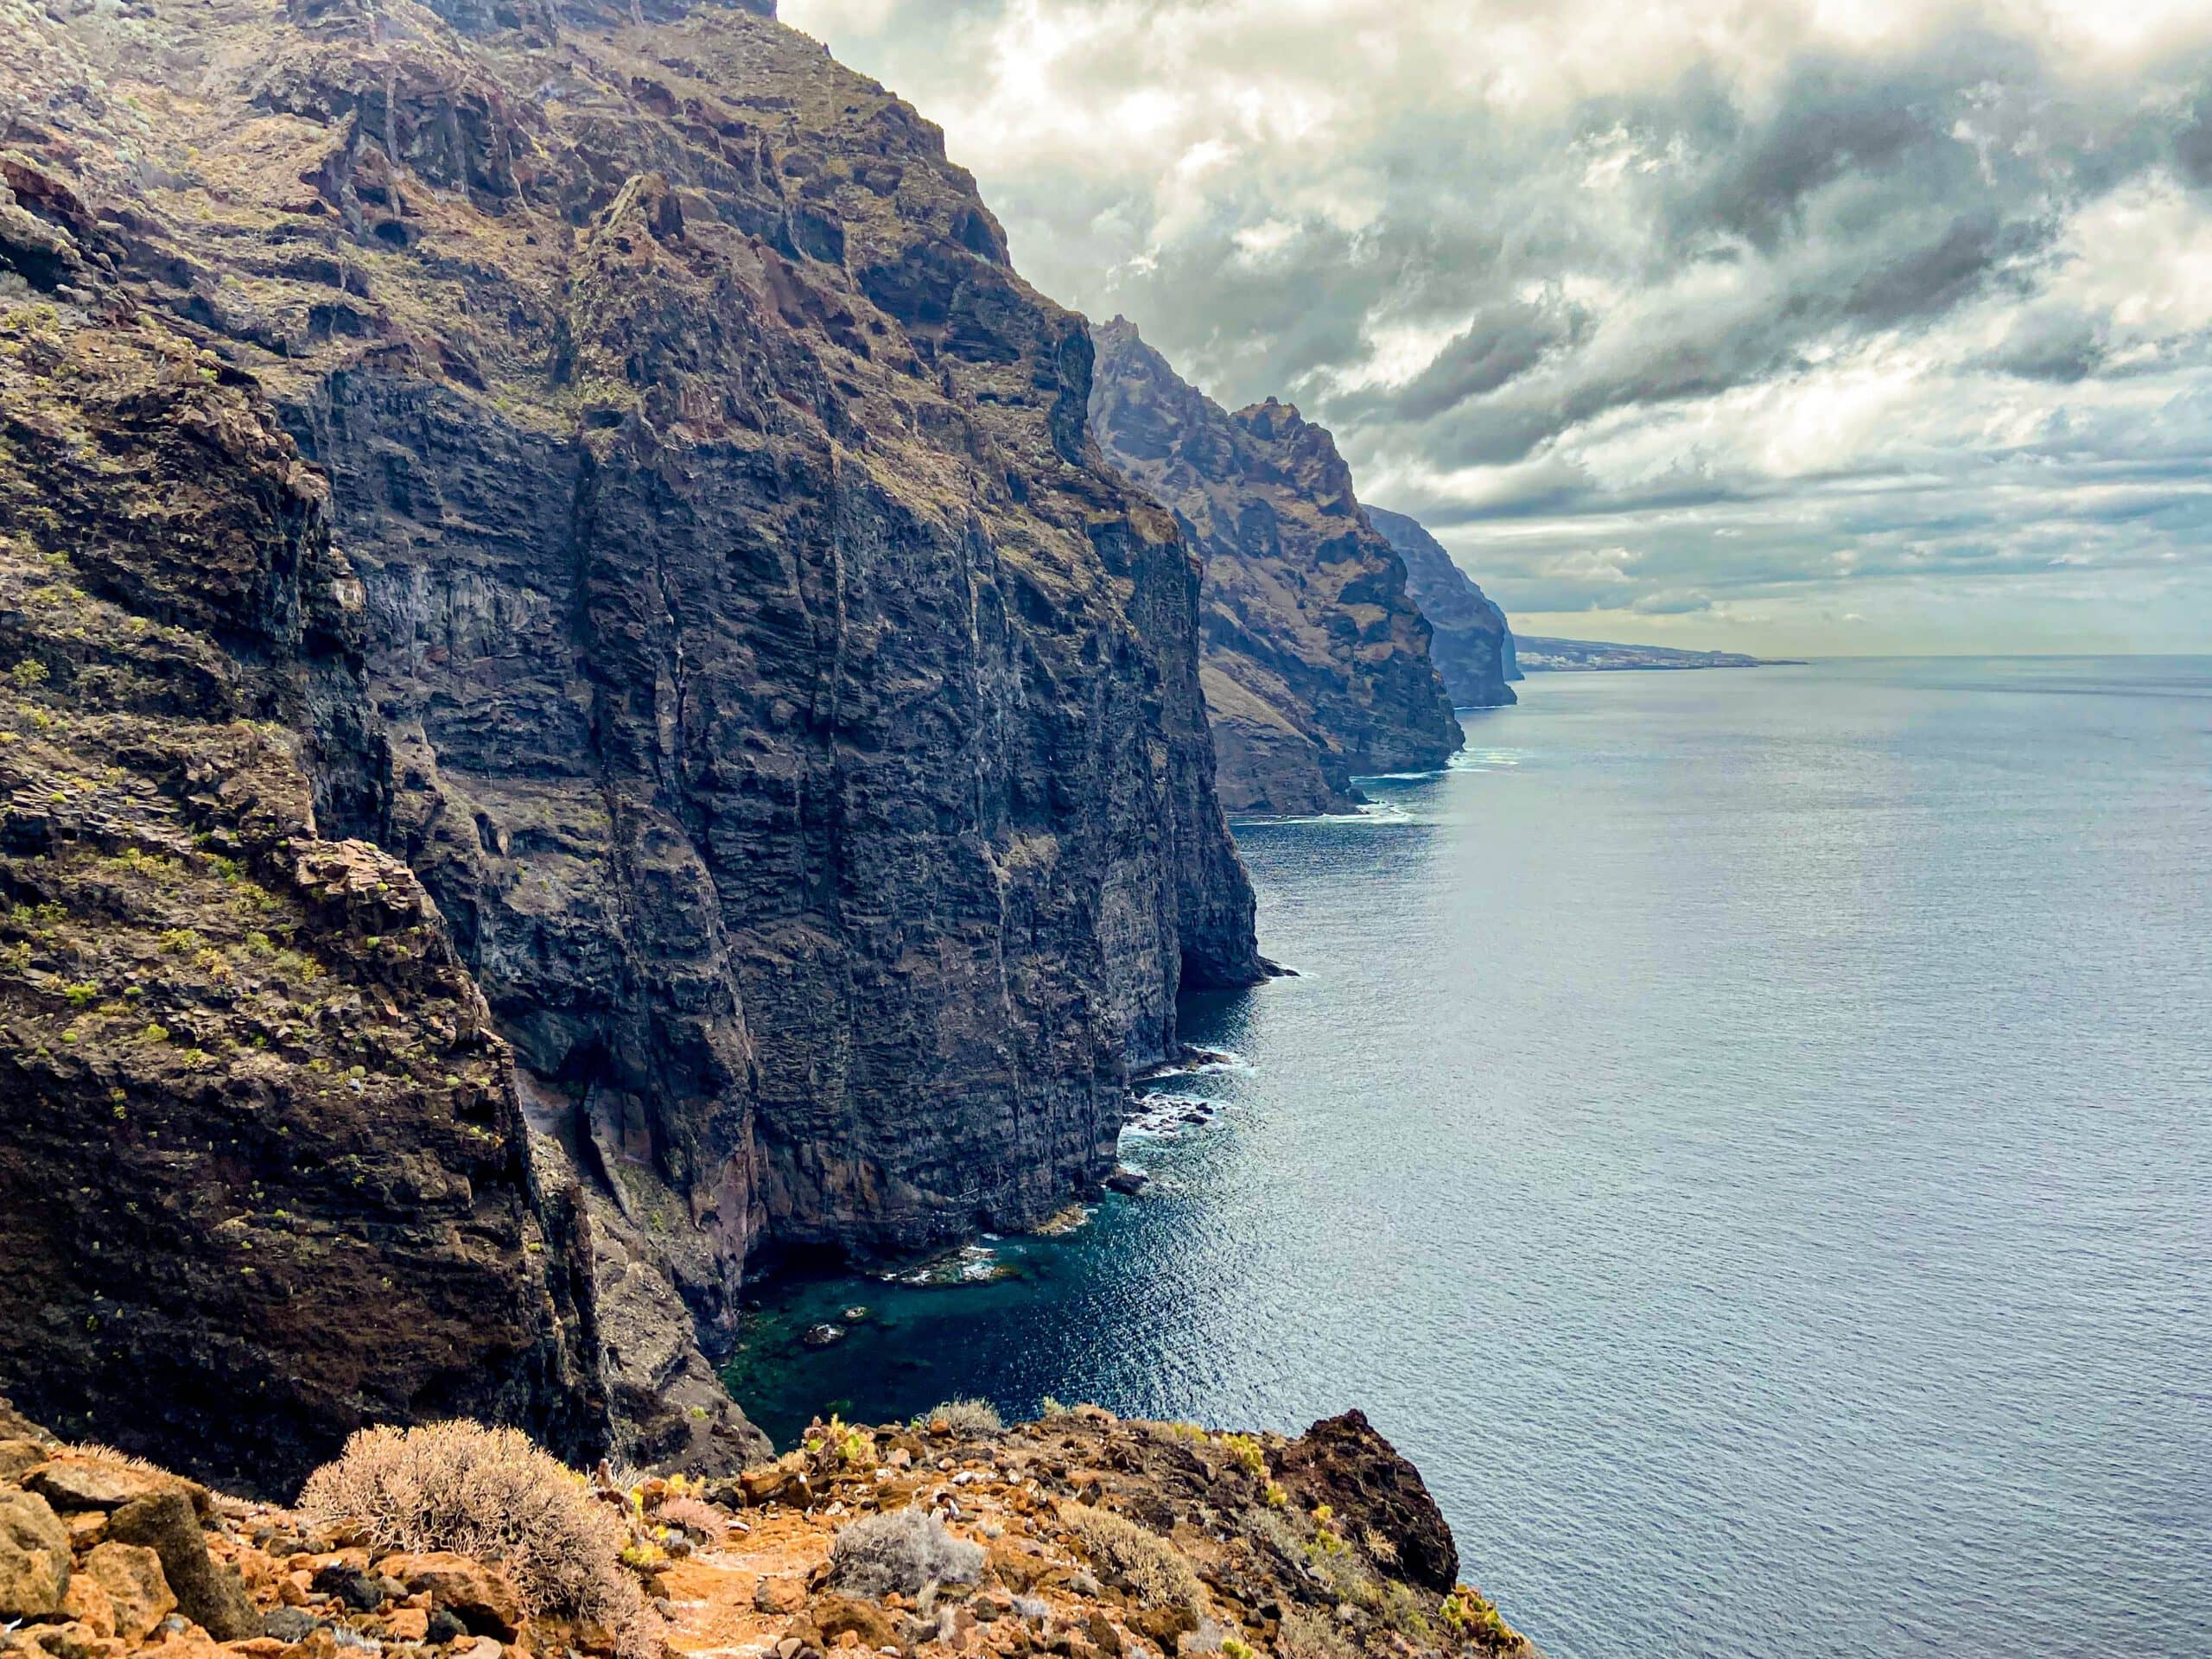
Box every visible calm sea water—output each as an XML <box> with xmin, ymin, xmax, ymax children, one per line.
<box><xmin>725</xmin><ymin>658</ymin><xmax>2212</xmax><ymax>1659</ymax></box>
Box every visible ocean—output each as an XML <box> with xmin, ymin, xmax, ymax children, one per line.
<box><xmin>723</xmin><ymin>658</ymin><xmax>2212</xmax><ymax>1659</ymax></box>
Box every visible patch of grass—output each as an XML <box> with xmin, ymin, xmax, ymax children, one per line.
<box><xmin>918</xmin><ymin>1399</ymin><xmax>1001</xmax><ymax>1433</ymax></box>
<box><xmin>1058</xmin><ymin>1503</ymin><xmax>1202</xmax><ymax>1611</ymax></box>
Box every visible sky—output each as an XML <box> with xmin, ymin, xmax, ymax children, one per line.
<box><xmin>779</xmin><ymin>0</ymin><xmax>2212</xmax><ymax>655</ymax></box>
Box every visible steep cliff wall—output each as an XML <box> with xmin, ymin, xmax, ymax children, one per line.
<box><xmin>1364</xmin><ymin>509</ymin><xmax>1516</xmax><ymax>711</ymax></box>
<box><xmin>0</xmin><ymin>0</ymin><xmax>1259</xmax><ymax>1482</ymax></box>
<box><xmin>1090</xmin><ymin>321</ymin><xmax>1462</xmax><ymax>817</ymax></box>
<box><xmin>0</xmin><ymin>182</ymin><xmax>613</xmax><ymax>1496</ymax></box>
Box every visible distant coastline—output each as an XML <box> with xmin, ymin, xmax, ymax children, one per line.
<box><xmin>1516</xmin><ymin>634</ymin><xmax>1806</xmax><ymax>671</ymax></box>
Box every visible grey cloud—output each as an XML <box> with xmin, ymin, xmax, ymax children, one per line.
<box><xmin>788</xmin><ymin>0</ymin><xmax>2212</xmax><ymax>648</ymax></box>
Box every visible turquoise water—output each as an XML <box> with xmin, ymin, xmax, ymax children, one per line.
<box><xmin>724</xmin><ymin>658</ymin><xmax>2212</xmax><ymax>1659</ymax></box>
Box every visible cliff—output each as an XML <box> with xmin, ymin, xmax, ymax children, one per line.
<box><xmin>0</xmin><ymin>1399</ymin><xmax>1532</xmax><ymax>1659</ymax></box>
<box><xmin>1515</xmin><ymin>637</ymin><xmax>1789</xmax><ymax>671</ymax></box>
<box><xmin>1362</xmin><ymin>512</ymin><xmax>1516</xmax><ymax>711</ymax></box>
<box><xmin>1089</xmin><ymin>322</ymin><xmax>1461</xmax><ymax>817</ymax></box>
<box><xmin>1</xmin><ymin>0</ymin><xmax>1260</xmax><ymax>1491</ymax></box>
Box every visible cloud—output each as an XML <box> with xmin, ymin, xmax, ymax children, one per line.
<box><xmin>781</xmin><ymin>0</ymin><xmax>2212</xmax><ymax>652</ymax></box>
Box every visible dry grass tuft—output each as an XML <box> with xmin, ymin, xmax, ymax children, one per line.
<box><xmin>828</xmin><ymin>1507</ymin><xmax>985</xmax><ymax>1599</ymax></box>
<box><xmin>1277</xmin><ymin>1607</ymin><xmax>1355</xmax><ymax>1659</ymax></box>
<box><xmin>296</xmin><ymin>1421</ymin><xmax>639</xmax><ymax>1630</ymax></box>
<box><xmin>1057</xmin><ymin>1502</ymin><xmax>1202</xmax><ymax>1611</ymax></box>
<box><xmin>923</xmin><ymin>1399</ymin><xmax>1002</xmax><ymax>1433</ymax></box>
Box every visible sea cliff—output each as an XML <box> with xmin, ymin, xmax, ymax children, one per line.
<box><xmin>1362</xmin><ymin>511</ymin><xmax>1515</xmax><ymax>713</ymax></box>
<box><xmin>1089</xmin><ymin>321</ymin><xmax>1462</xmax><ymax>817</ymax></box>
<box><xmin>0</xmin><ymin>0</ymin><xmax>1261</xmax><ymax>1490</ymax></box>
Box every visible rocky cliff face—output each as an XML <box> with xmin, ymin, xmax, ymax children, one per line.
<box><xmin>1363</xmin><ymin>510</ymin><xmax>1516</xmax><ymax>711</ymax></box>
<box><xmin>0</xmin><ymin>0</ymin><xmax>1259</xmax><ymax>1487</ymax></box>
<box><xmin>1089</xmin><ymin>321</ymin><xmax>1462</xmax><ymax>817</ymax></box>
<box><xmin>0</xmin><ymin>217</ymin><xmax>611</xmax><ymax>1496</ymax></box>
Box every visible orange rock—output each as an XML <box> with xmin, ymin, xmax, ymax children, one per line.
<box><xmin>378</xmin><ymin>1553</ymin><xmax>523</xmax><ymax>1640</ymax></box>
<box><xmin>753</xmin><ymin>1577</ymin><xmax>806</xmax><ymax>1615</ymax></box>
<box><xmin>85</xmin><ymin>1541</ymin><xmax>178</xmax><ymax>1642</ymax></box>
<box><xmin>384</xmin><ymin>1606</ymin><xmax>429</xmax><ymax>1642</ymax></box>
<box><xmin>60</xmin><ymin>1571</ymin><xmax>118</xmax><ymax>1637</ymax></box>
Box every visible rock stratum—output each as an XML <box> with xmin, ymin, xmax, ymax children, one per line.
<box><xmin>0</xmin><ymin>1398</ymin><xmax>1532</xmax><ymax>1659</ymax></box>
<box><xmin>1360</xmin><ymin>512</ymin><xmax>1514</xmax><ymax>713</ymax></box>
<box><xmin>0</xmin><ymin>0</ymin><xmax>1264</xmax><ymax>1492</ymax></box>
<box><xmin>1089</xmin><ymin>322</ymin><xmax>1461</xmax><ymax>818</ymax></box>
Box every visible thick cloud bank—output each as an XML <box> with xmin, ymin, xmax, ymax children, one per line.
<box><xmin>782</xmin><ymin>0</ymin><xmax>2212</xmax><ymax>652</ymax></box>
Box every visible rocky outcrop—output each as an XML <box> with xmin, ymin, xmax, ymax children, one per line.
<box><xmin>0</xmin><ymin>1413</ymin><xmax>1529</xmax><ymax>1659</ymax></box>
<box><xmin>1363</xmin><ymin>511</ymin><xmax>1516</xmax><ymax>712</ymax></box>
<box><xmin>1</xmin><ymin>0</ymin><xmax>1260</xmax><ymax>1480</ymax></box>
<box><xmin>1090</xmin><ymin>321</ymin><xmax>1462</xmax><ymax>817</ymax></box>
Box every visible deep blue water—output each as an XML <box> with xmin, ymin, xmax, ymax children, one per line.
<box><xmin>725</xmin><ymin>658</ymin><xmax>2212</xmax><ymax>1659</ymax></box>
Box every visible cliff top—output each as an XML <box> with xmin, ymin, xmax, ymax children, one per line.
<box><xmin>0</xmin><ymin>1402</ymin><xmax>1531</xmax><ymax>1659</ymax></box>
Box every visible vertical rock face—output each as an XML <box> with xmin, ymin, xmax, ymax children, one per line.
<box><xmin>0</xmin><ymin>194</ymin><xmax>605</xmax><ymax>1497</ymax></box>
<box><xmin>1090</xmin><ymin>321</ymin><xmax>1462</xmax><ymax>817</ymax></box>
<box><xmin>0</xmin><ymin>0</ymin><xmax>1258</xmax><ymax>1480</ymax></box>
<box><xmin>1363</xmin><ymin>509</ymin><xmax>1517</xmax><ymax>710</ymax></box>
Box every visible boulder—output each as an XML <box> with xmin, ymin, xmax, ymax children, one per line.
<box><xmin>0</xmin><ymin>1395</ymin><xmax>53</xmax><ymax>1446</ymax></box>
<box><xmin>23</xmin><ymin>1460</ymin><xmax>179</xmax><ymax>1514</ymax></box>
<box><xmin>101</xmin><ymin>1490</ymin><xmax>257</xmax><ymax>1640</ymax></box>
<box><xmin>0</xmin><ymin>1484</ymin><xmax>71</xmax><ymax>1618</ymax></box>
<box><xmin>4</xmin><ymin>1623</ymin><xmax>127</xmax><ymax>1659</ymax></box>
<box><xmin>1274</xmin><ymin>1410</ymin><xmax>1459</xmax><ymax>1593</ymax></box>
<box><xmin>378</xmin><ymin>1552</ymin><xmax>523</xmax><ymax>1639</ymax></box>
<box><xmin>60</xmin><ymin>1570</ymin><xmax>118</xmax><ymax>1637</ymax></box>
<box><xmin>798</xmin><ymin>1594</ymin><xmax>898</xmax><ymax>1651</ymax></box>
<box><xmin>84</xmin><ymin>1542</ymin><xmax>178</xmax><ymax>1642</ymax></box>
<box><xmin>753</xmin><ymin>1576</ymin><xmax>806</xmax><ymax>1614</ymax></box>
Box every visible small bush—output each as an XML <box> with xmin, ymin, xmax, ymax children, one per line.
<box><xmin>296</xmin><ymin>1421</ymin><xmax>639</xmax><ymax>1630</ymax></box>
<box><xmin>1440</xmin><ymin>1586</ymin><xmax>1520</xmax><ymax>1649</ymax></box>
<box><xmin>804</xmin><ymin>1414</ymin><xmax>872</xmax><ymax>1467</ymax></box>
<box><xmin>1219</xmin><ymin>1433</ymin><xmax>1266</xmax><ymax>1479</ymax></box>
<box><xmin>827</xmin><ymin>1507</ymin><xmax>985</xmax><ymax>1599</ymax></box>
<box><xmin>1057</xmin><ymin>1503</ymin><xmax>1202</xmax><ymax>1611</ymax></box>
<box><xmin>654</xmin><ymin>1496</ymin><xmax>725</xmax><ymax>1540</ymax></box>
<box><xmin>922</xmin><ymin>1399</ymin><xmax>1001</xmax><ymax>1433</ymax></box>
<box><xmin>1277</xmin><ymin>1608</ymin><xmax>1354</xmax><ymax>1659</ymax></box>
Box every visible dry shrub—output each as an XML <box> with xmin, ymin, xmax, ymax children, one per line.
<box><xmin>654</xmin><ymin>1496</ymin><xmax>726</xmax><ymax>1540</ymax></box>
<box><xmin>1057</xmin><ymin>1503</ymin><xmax>1201</xmax><ymax>1611</ymax></box>
<box><xmin>296</xmin><ymin>1421</ymin><xmax>639</xmax><ymax>1630</ymax></box>
<box><xmin>828</xmin><ymin>1507</ymin><xmax>985</xmax><ymax>1599</ymax></box>
<box><xmin>1277</xmin><ymin>1607</ymin><xmax>1355</xmax><ymax>1659</ymax></box>
<box><xmin>924</xmin><ymin>1399</ymin><xmax>1002</xmax><ymax>1433</ymax></box>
